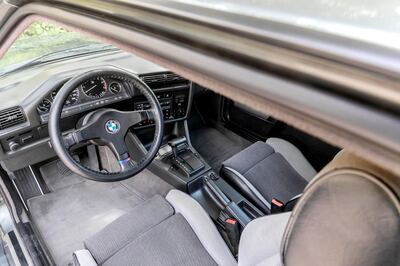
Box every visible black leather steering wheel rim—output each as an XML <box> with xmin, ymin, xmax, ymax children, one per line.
<box><xmin>48</xmin><ymin>67</ymin><xmax>164</xmax><ymax>182</ymax></box>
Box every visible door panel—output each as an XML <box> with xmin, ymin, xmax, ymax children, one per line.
<box><xmin>222</xmin><ymin>99</ymin><xmax>276</xmax><ymax>141</ymax></box>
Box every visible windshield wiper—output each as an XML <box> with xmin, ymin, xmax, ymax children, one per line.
<box><xmin>0</xmin><ymin>43</ymin><xmax>118</xmax><ymax>76</ymax></box>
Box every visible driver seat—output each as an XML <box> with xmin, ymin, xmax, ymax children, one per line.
<box><xmin>73</xmin><ymin>151</ymin><xmax>400</xmax><ymax>266</ymax></box>
<box><xmin>74</xmin><ymin>189</ymin><xmax>238</xmax><ymax>266</ymax></box>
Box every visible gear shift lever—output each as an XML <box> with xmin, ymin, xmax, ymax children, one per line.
<box><xmin>168</xmin><ymin>137</ymin><xmax>187</xmax><ymax>157</ymax></box>
<box><xmin>167</xmin><ymin>137</ymin><xmax>205</xmax><ymax>177</ymax></box>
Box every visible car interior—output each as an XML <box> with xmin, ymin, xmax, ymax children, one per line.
<box><xmin>0</xmin><ymin>4</ymin><xmax>399</xmax><ymax>266</ymax></box>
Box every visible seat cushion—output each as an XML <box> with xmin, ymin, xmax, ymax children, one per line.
<box><xmin>266</xmin><ymin>138</ymin><xmax>316</xmax><ymax>181</ymax></box>
<box><xmin>221</xmin><ymin>141</ymin><xmax>310</xmax><ymax>212</ymax></box>
<box><xmin>244</xmin><ymin>152</ymin><xmax>308</xmax><ymax>203</ymax></box>
<box><xmin>166</xmin><ymin>190</ymin><xmax>237</xmax><ymax>266</ymax></box>
<box><xmin>103</xmin><ymin>214</ymin><xmax>217</xmax><ymax>266</ymax></box>
<box><xmin>84</xmin><ymin>195</ymin><xmax>174</xmax><ymax>264</ymax></box>
<box><xmin>81</xmin><ymin>191</ymin><xmax>235</xmax><ymax>266</ymax></box>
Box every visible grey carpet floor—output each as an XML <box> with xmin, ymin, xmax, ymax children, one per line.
<box><xmin>39</xmin><ymin>160</ymin><xmax>84</xmax><ymax>192</ymax></box>
<box><xmin>28</xmin><ymin>161</ymin><xmax>173</xmax><ymax>266</ymax></box>
<box><xmin>191</xmin><ymin>127</ymin><xmax>251</xmax><ymax>171</ymax></box>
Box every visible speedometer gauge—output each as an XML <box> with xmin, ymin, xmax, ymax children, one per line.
<box><xmin>81</xmin><ymin>77</ymin><xmax>107</xmax><ymax>98</ymax></box>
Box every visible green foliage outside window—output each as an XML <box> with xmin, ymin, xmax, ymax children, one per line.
<box><xmin>0</xmin><ymin>21</ymin><xmax>100</xmax><ymax>69</ymax></box>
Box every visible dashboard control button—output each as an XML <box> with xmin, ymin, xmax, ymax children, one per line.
<box><xmin>176</xmin><ymin>108</ymin><xmax>186</xmax><ymax>117</ymax></box>
<box><xmin>9</xmin><ymin>141</ymin><xmax>20</xmax><ymax>152</ymax></box>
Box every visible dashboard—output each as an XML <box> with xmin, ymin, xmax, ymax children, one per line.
<box><xmin>0</xmin><ymin>50</ymin><xmax>193</xmax><ymax>171</ymax></box>
<box><xmin>0</xmin><ymin>70</ymin><xmax>191</xmax><ymax>155</ymax></box>
<box><xmin>35</xmin><ymin>72</ymin><xmax>190</xmax><ymax>124</ymax></box>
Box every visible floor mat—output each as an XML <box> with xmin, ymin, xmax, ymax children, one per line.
<box><xmin>191</xmin><ymin>127</ymin><xmax>251</xmax><ymax>171</ymax></box>
<box><xmin>30</xmin><ymin>162</ymin><xmax>174</xmax><ymax>266</ymax></box>
<box><xmin>39</xmin><ymin>160</ymin><xmax>84</xmax><ymax>192</ymax></box>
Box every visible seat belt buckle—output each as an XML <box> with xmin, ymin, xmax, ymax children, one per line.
<box><xmin>271</xmin><ymin>198</ymin><xmax>285</xmax><ymax>214</ymax></box>
<box><xmin>224</xmin><ymin>218</ymin><xmax>240</xmax><ymax>256</ymax></box>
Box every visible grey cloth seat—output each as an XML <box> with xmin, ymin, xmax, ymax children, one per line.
<box><xmin>73</xmin><ymin>189</ymin><xmax>291</xmax><ymax>266</ymax></box>
<box><xmin>74</xmin><ymin>151</ymin><xmax>399</xmax><ymax>266</ymax></box>
<box><xmin>83</xmin><ymin>196</ymin><xmax>218</xmax><ymax>266</ymax></box>
<box><xmin>220</xmin><ymin>138</ymin><xmax>316</xmax><ymax>213</ymax></box>
<box><xmin>74</xmin><ymin>190</ymin><xmax>238</xmax><ymax>266</ymax></box>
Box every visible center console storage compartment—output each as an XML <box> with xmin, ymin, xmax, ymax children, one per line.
<box><xmin>189</xmin><ymin>171</ymin><xmax>263</xmax><ymax>225</ymax></box>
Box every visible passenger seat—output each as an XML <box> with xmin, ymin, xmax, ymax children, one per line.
<box><xmin>220</xmin><ymin>138</ymin><xmax>317</xmax><ymax>213</ymax></box>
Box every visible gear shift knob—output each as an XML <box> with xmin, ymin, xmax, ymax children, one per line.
<box><xmin>168</xmin><ymin>137</ymin><xmax>187</xmax><ymax>157</ymax></box>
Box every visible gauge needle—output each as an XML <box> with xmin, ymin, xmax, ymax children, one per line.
<box><xmin>86</xmin><ymin>85</ymin><xmax>97</xmax><ymax>93</ymax></box>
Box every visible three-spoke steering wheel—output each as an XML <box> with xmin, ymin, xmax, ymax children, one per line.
<box><xmin>48</xmin><ymin>68</ymin><xmax>164</xmax><ymax>182</ymax></box>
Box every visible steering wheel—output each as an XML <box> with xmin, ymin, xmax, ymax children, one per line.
<box><xmin>48</xmin><ymin>68</ymin><xmax>164</xmax><ymax>182</ymax></box>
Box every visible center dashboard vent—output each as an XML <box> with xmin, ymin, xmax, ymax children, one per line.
<box><xmin>0</xmin><ymin>106</ymin><xmax>26</xmax><ymax>130</ymax></box>
<box><xmin>140</xmin><ymin>72</ymin><xmax>187</xmax><ymax>88</ymax></box>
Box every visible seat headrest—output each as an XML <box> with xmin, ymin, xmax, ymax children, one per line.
<box><xmin>281</xmin><ymin>151</ymin><xmax>400</xmax><ymax>266</ymax></box>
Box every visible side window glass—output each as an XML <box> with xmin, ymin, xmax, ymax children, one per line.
<box><xmin>0</xmin><ymin>21</ymin><xmax>106</xmax><ymax>74</ymax></box>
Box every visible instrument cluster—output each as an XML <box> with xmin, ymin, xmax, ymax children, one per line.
<box><xmin>37</xmin><ymin>76</ymin><xmax>125</xmax><ymax>115</ymax></box>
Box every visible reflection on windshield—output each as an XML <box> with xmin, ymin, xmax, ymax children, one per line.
<box><xmin>0</xmin><ymin>21</ymin><xmax>105</xmax><ymax>71</ymax></box>
<box><xmin>175</xmin><ymin>0</ymin><xmax>400</xmax><ymax>50</ymax></box>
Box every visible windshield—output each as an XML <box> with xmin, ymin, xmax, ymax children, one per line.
<box><xmin>0</xmin><ymin>21</ymin><xmax>112</xmax><ymax>74</ymax></box>
<box><xmin>176</xmin><ymin>0</ymin><xmax>400</xmax><ymax>50</ymax></box>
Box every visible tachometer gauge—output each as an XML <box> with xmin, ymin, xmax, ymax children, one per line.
<box><xmin>81</xmin><ymin>77</ymin><xmax>107</xmax><ymax>98</ymax></box>
<box><xmin>37</xmin><ymin>99</ymin><xmax>52</xmax><ymax>113</ymax></box>
<box><xmin>109</xmin><ymin>82</ymin><xmax>122</xmax><ymax>94</ymax></box>
<box><xmin>65</xmin><ymin>89</ymin><xmax>80</xmax><ymax>106</ymax></box>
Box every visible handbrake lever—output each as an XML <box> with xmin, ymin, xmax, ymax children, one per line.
<box><xmin>203</xmin><ymin>176</ymin><xmax>250</xmax><ymax>256</ymax></box>
<box><xmin>203</xmin><ymin>176</ymin><xmax>251</xmax><ymax>227</ymax></box>
<box><xmin>203</xmin><ymin>175</ymin><xmax>230</xmax><ymax>209</ymax></box>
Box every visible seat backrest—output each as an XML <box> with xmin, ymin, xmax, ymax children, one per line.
<box><xmin>281</xmin><ymin>151</ymin><xmax>400</xmax><ymax>266</ymax></box>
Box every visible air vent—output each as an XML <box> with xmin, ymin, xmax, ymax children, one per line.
<box><xmin>0</xmin><ymin>106</ymin><xmax>26</xmax><ymax>130</ymax></box>
<box><xmin>141</xmin><ymin>72</ymin><xmax>187</xmax><ymax>87</ymax></box>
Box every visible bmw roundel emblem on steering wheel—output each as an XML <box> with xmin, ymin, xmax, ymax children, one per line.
<box><xmin>105</xmin><ymin>120</ymin><xmax>121</xmax><ymax>134</ymax></box>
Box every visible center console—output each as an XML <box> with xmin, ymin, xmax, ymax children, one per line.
<box><xmin>147</xmin><ymin>134</ymin><xmax>211</xmax><ymax>191</ymax></box>
<box><xmin>135</xmin><ymin>125</ymin><xmax>263</xmax><ymax>228</ymax></box>
<box><xmin>127</xmin><ymin>77</ymin><xmax>263</xmax><ymax>253</ymax></box>
<box><xmin>130</xmin><ymin>118</ymin><xmax>263</xmax><ymax>227</ymax></box>
<box><xmin>146</xmin><ymin>130</ymin><xmax>263</xmax><ymax>255</ymax></box>
<box><xmin>163</xmin><ymin>137</ymin><xmax>205</xmax><ymax>177</ymax></box>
